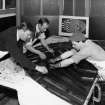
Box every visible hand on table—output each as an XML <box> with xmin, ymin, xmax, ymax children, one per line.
<box><xmin>35</xmin><ymin>66</ymin><xmax>48</xmax><ymax>74</ymax></box>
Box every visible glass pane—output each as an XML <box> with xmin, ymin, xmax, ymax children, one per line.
<box><xmin>5</xmin><ymin>0</ymin><xmax>16</xmax><ymax>9</ymax></box>
<box><xmin>0</xmin><ymin>0</ymin><xmax>2</xmax><ymax>9</ymax></box>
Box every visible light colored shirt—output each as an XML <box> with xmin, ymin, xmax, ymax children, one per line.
<box><xmin>17</xmin><ymin>29</ymin><xmax>20</xmax><ymax>41</ymax></box>
<box><xmin>35</xmin><ymin>24</ymin><xmax>46</xmax><ymax>39</ymax></box>
<box><xmin>17</xmin><ymin>29</ymin><xmax>25</xmax><ymax>41</ymax></box>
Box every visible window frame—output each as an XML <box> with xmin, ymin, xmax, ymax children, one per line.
<box><xmin>0</xmin><ymin>0</ymin><xmax>16</xmax><ymax>18</ymax></box>
<box><xmin>0</xmin><ymin>0</ymin><xmax>16</xmax><ymax>10</ymax></box>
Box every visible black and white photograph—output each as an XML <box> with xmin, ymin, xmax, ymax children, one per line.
<box><xmin>0</xmin><ymin>0</ymin><xmax>105</xmax><ymax>105</ymax></box>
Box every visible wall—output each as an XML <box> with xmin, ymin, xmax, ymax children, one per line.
<box><xmin>21</xmin><ymin>0</ymin><xmax>105</xmax><ymax>40</ymax></box>
<box><xmin>0</xmin><ymin>0</ymin><xmax>16</xmax><ymax>31</ymax></box>
<box><xmin>63</xmin><ymin>0</ymin><xmax>73</xmax><ymax>15</ymax></box>
<box><xmin>21</xmin><ymin>0</ymin><xmax>74</xmax><ymax>35</ymax></box>
<box><xmin>89</xmin><ymin>0</ymin><xmax>105</xmax><ymax>40</ymax></box>
<box><xmin>21</xmin><ymin>0</ymin><xmax>56</xmax><ymax>35</ymax></box>
<box><xmin>0</xmin><ymin>15</ymin><xmax>16</xmax><ymax>32</ymax></box>
<box><xmin>74</xmin><ymin>0</ymin><xmax>85</xmax><ymax>16</ymax></box>
<box><xmin>0</xmin><ymin>9</ymin><xmax>16</xmax><ymax>32</ymax></box>
<box><xmin>89</xmin><ymin>17</ymin><xmax>105</xmax><ymax>40</ymax></box>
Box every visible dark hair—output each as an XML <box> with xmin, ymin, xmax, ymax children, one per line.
<box><xmin>38</xmin><ymin>18</ymin><xmax>49</xmax><ymax>25</ymax></box>
<box><xmin>17</xmin><ymin>21</ymin><xmax>27</xmax><ymax>29</ymax></box>
<box><xmin>26</xmin><ymin>22</ymin><xmax>34</xmax><ymax>32</ymax></box>
<box><xmin>18</xmin><ymin>21</ymin><xmax>34</xmax><ymax>32</ymax></box>
<box><xmin>75</xmin><ymin>38</ymin><xmax>88</xmax><ymax>43</ymax></box>
<box><xmin>81</xmin><ymin>38</ymin><xmax>88</xmax><ymax>43</ymax></box>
